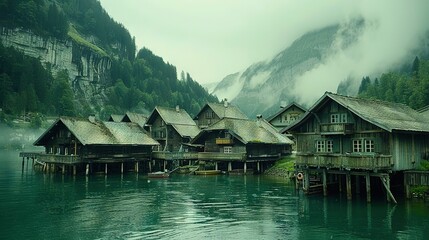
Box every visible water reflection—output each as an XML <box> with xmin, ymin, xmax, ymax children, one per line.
<box><xmin>2</xmin><ymin>151</ymin><xmax>429</xmax><ymax>239</ymax></box>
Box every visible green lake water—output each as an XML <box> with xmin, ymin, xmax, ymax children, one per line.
<box><xmin>1</xmin><ymin>150</ymin><xmax>429</xmax><ymax>239</ymax></box>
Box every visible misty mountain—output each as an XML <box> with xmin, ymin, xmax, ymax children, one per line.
<box><xmin>212</xmin><ymin>17</ymin><xmax>427</xmax><ymax>118</ymax></box>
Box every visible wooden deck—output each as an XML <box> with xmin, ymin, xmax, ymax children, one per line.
<box><xmin>296</xmin><ymin>153</ymin><xmax>393</xmax><ymax>171</ymax></box>
<box><xmin>152</xmin><ymin>151</ymin><xmax>198</xmax><ymax>160</ymax></box>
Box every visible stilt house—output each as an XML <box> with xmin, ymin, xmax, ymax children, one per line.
<box><xmin>267</xmin><ymin>102</ymin><xmax>307</xmax><ymax>131</ymax></box>
<box><xmin>193</xmin><ymin>101</ymin><xmax>248</xmax><ymax>129</ymax></box>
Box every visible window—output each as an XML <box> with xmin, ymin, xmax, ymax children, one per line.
<box><xmin>224</xmin><ymin>146</ymin><xmax>232</xmax><ymax>153</ymax></box>
<box><xmin>365</xmin><ymin>139</ymin><xmax>374</xmax><ymax>152</ymax></box>
<box><xmin>326</xmin><ymin>140</ymin><xmax>333</xmax><ymax>152</ymax></box>
<box><xmin>161</xmin><ymin>120</ymin><xmax>165</xmax><ymax>126</ymax></box>
<box><xmin>205</xmin><ymin>111</ymin><xmax>215</xmax><ymax>119</ymax></box>
<box><xmin>316</xmin><ymin>140</ymin><xmax>326</xmax><ymax>152</ymax></box>
<box><xmin>331</xmin><ymin>113</ymin><xmax>347</xmax><ymax>123</ymax></box>
<box><xmin>353</xmin><ymin>139</ymin><xmax>363</xmax><ymax>152</ymax></box>
<box><xmin>353</xmin><ymin>139</ymin><xmax>375</xmax><ymax>153</ymax></box>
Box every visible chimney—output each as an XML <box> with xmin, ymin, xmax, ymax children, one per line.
<box><xmin>176</xmin><ymin>105</ymin><xmax>180</xmax><ymax>112</ymax></box>
<box><xmin>223</xmin><ymin>98</ymin><xmax>228</xmax><ymax>108</ymax></box>
<box><xmin>256</xmin><ymin>114</ymin><xmax>263</xmax><ymax>127</ymax></box>
<box><xmin>88</xmin><ymin>115</ymin><xmax>96</xmax><ymax>123</ymax></box>
<box><xmin>280</xmin><ymin>101</ymin><xmax>287</xmax><ymax>108</ymax></box>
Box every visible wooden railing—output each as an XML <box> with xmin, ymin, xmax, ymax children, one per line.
<box><xmin>215</xmin><ymin>138</ymin><xmax>233</xmax><ymax>145</ymax></box>
<box><xmin>198</xmin><ymin>152</ymin><xmax>246</xmax><ymax>161</ymax></box>
<box><xmin>36</xmin><ymin>154</ymin><xmax>81</xmax><ymax>164</ymax></box>
<box><xmin>320</xmin><ymin>123</ymin><xmax>354</xmax><ymax>135</ymax></box>
<box><xmin>152</xmin><ymin>151</ymin><xmax>198</xmax><ymax>160</ymax></box>
<box><xmin>296</xmin><ymin>153</ymin><xmax>392</xmax><ymax>170</ymax></box>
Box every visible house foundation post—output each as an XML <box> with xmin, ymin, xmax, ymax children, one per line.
<box><xmin>346</xmin><ymin>172</ymin><xmax>352</xmax><ymax>200</ymax></box>
<box><xmin>73</xmin><ymin>165</ymin><xmax>76</xmax><ymax>176</ymax></box>
<box><xmin>322</xmin><ymin>169</ymin><xmax>328</xmax><ymax>196</ymax></box>
<box><xmin>257</xmin><ymin>161</ymin><xmax>260</xmax><ymax>173</ymax></box>
<box><xmin>243</xmin><ymin>162</ymin><xmax>247</xmax><ymax>174</ymax></box>
<box><xmin>85</xmin><ymin>163</ymin><xmax>90</xmax><ymax>176</ymax></box>
<box><xmin>215</xmin><ymin>162</ymin><xmax>218</xmax><ymax>171</ymax></box>
<box><xmin>105</xmin><ymin>163</ymin><xmax>108</xmax><ymax>175</ymax></box>
<box><xmin>121</xmin><ymin>162</ymin><xmax>124</xmax><ymax>174</ymax></box>
<box><xmin>62</xmin><ymin>164</ymin><xmax>65</xmax><ymax>175</ymax></box>
<box><xmin>228</xmin><ymin>162</ymin><xmax>232</xmax><ymax>172</ymax></box>
<box><xmin>366</xmin><ymin>172</ymin><xmax>371</xmax><ymax>202</ymax></box>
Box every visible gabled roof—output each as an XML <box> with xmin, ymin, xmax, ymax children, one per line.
<box><xmin>194</xmin><ymin>102</ymin><xmax>248</xmax><ymax>120</ymax></box>
<box><xmin>266</xmin><ymin>102</ymin><xmax>307</xmax><ymax>122</ymax></box>
<box><xmin>284</xmin><ymin>92</ymin><xmax>429</xmax><ymax>133</ymax></box>
<box><xmin>147</xmin><ymin>106</ymin><xmax>201</xmax><ymax>138</ymax></box>
<box><xmin>192</xmin><ymin>118</ymin><xmax>293</xmax><ymax>145</ymax></box>
<box><xmin>122</xmin><ymin>112</ymin><xmax>148</xmax><ymax>126</ymax></box>
<box><xmin>34</xmin><ymin>117</ymin><xmax>159</xmax><ymax>146</ymax></box>
<box><xmin>108</xmin><ymin>114</ymin><xmax>124</xmax><ymax>122</ymax></box>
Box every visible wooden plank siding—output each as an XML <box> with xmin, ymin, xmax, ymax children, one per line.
<box><xmin>295</xmin><ymin>153</ymin><xmax>392</xmax><ymax>170</ymax></box>
<box><xmin>404</xmin><ymin>171</ymin><xmax>429</xmax><ymax>186</ymax></box>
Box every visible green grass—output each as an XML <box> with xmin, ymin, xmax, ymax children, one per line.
<box><xmin>67</xmin><ymin>25</ymin><xmax>108</xmax><ymax>57</ymax></box>
<box><xmin>273</xmin><ymin>156</ymin><xmax>295</xmax><ymax>171</ymax></box>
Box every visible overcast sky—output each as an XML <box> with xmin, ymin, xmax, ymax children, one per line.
<box><xmin>99</xmin><ymin>0</ymin><xmax>429</xmax><ymax>89</ymax></box>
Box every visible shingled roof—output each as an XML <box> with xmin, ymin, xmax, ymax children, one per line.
<box><xmin>285</xmin><ymin>92</ymin><xmax>429</xmax><ymax>133</ymax></box>
<box><xmin>122</xmin><ymin>112</ymin><xmax>148</xmax><ymax>127</ymax></box>
<box><xmin>34</xmin><ymin>117</ymin><xmax>159</xmax><ymax>146</ymax></box>
<box><xmin>192</xmin><ymin>118</ymin><xmax>293</xmax><ymax>145</ymax></box>
<box><xmin>195</xmin><ymin>102</ymin><xmax>248</xmax><ymax>120</ymax></box>
<box><xmin>108</xmin><ymin>114</ymin><xmax>124</xmax><ymax>122</ymax></box>
<box><xmin>266</xmin><ymin>102</ymin><xmax>307</xmax><ymax>122</ymax></box>
<box><xmin>147</xmin><ymin>106</ymin><xmax>201</xmax><ymax>138</ymax></box>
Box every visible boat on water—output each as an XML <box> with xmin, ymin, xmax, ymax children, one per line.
<box><xmin>148</xmin><ymin>171</ymin><xmax>170</xmax><ymax>178</ymax></box>
<box><xmin>176</xmin><ymin>166</ymin><xmax>199</xmax><ymax>174</ymax></box>
<box><xmin>194</xmin><ymin>170</ymin><xmax>221</xmax><ymax>175</ymax></box>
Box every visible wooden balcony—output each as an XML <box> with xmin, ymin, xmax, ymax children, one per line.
<box><xmin>36</xmin><ymin>154</ymin><xmax>82</xmax><ymax>164</ymax></box>
<box><xmin>198</xmin><ymin>152</ymin><xmax>246</xmax><ymax>161</ymax></box>
<box><xmin>320</xmin><ymin>123</ymin><xmax>354</xmax><ymax>135</ymax></box>
<box><xmin>152</xmin><ymin>151</ymin><xmax>198</xmax><ymax>160</ymax></box>
<box><xmin>216</xmin><ymin>138</ymin><xmax>233</xmax><ymax>145</ymax></box>
<box><xmin>295</xmin><ymin>153</ymin><xmax>393</xmax><ymax>171</ymax></box>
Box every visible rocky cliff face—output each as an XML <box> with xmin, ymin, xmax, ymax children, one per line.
<box><xmin>0</xmin><ymin>27</ymin><xmax>111</xmax><ymax>112</ymax></box>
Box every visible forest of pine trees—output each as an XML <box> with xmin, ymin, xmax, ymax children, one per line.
<box><xmin>358</xmin><ymin>57</ymin><xmax>429</xmax><ymax>110</ymax></box>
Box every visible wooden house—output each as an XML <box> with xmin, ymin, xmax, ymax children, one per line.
<box><xmin>284</xmin><ymin>92</ymin><xmax>429</xmax><ymax>201</ymax></box>
<box><xmin>193</xmin><ymin>101</ymin><xmax>248</xmax><ymax>129</ymax></box>
<box><xmin>267</xmin><ymin>102</ymin><xmax>307</xmax><ymax>131</ymax></box>
<box><xmin>31</xmin><ymin>116</ymin><xmax>159</xmax><ymax>174</ymax></box>
<box><xmin>146</xmin><ymin>106</ymin><xmax>200</xmax><ymax>153</ymax></box>
<box><xmin>191</xmin><ymin>116</ymin><xmax>293</xmax><ymax>173</ymax></box>
<box><xmin>122</xmin><ymin>112</ymin><xmax>148</xmax><ymax>128</ymax></box>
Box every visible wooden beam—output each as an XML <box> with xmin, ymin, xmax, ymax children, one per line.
<box><xmin>366</xmin><ymin>172</ymin><xmax>371</xmax><ymax>202</ymax></box>
<box><xmin>85</xmin><ymin>163</ymin><xmax>89</xmax><ymax>176</ymax></box>
<box><xmin>244</xmin><ymin>162</ymin><xmax>247</xmax><ymax>174</ymax></box>
<box><xmin>105</xmin><ymin>163</ymin><xmax>108</xmax><ymax>175</ymax></box>
<box><xmin>380</xmin><ymin>176</ymin><xmax>397</xmax><ymax>204</ymax></box>
<box><xmin>346</xmin><ymin>172</ymin><xmax>352</xmax><ymax>200</ymax></box>
<box><xmin>322</xmin><ymin>169</ymin><xmax>327</xmax><ymax>196</ymax></box>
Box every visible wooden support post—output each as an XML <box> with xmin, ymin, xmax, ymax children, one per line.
<box><xmin>303</xmin><ymin>169</ymin><xmax>310</xmax><ymax>193</ymax></box>
<box><xmin>163</xmin><ymin>160</ymin><xmax>166</xmax><ymax>171</ymax></box>
<box><xmin>381</xmin><ymin>175</ymin><xmax>397</xmax><ymax>204</ymax></box>
<box><xmin>322</xmin><ymin>169</ymin><xmax>328</xmax><ymax>196</ymax></box>
<box><xmin>366</xmin><ymin>173</ymin><xmax>371</xmax><ymax>202</ymax></box>
<box><xmin>244</xmin><ymin>162</ymin><xmax>247</xmax><ymax>174</ymax></box>
<box><xmin>339</xmin><ymin>174</ymin><xmax>342</xmax><ymax>192</ymax></box>
<box><xmin>257</xmin><ymin>161</ymin><xmax>260</xmax><ymax>173</ymax></box>
<box><xmin>228</xmin><ymin>162</ymin><xmax>232</xmax><ymax>172</ymax></box>
<box><xmin>135</xmin><ymin>161</ymin><xmax>139</xmax><ymax>173</ymax></box>
<box><xmin>215</xmin><ymin>162</ymin><xmax>218</xmax><ymax>171</ymax></box>
<box><xmin>62</xmin><ymin>164</ymin><xmax>65</xmax><ymax>175</ymax></box>
<box><xmin>85</xmin><ymin>163</ymin><xmax>90</xmax><ymax>176</ymax></box>
<box><xmin>73</xmin><ymin>165</ymin><xmax>76</xmax><ymax>176</ymax></box>
<box><xmin>21</xmin><ymin>157</ymin><xmax>25</xmax><ymax>171</ymax></box>
<box><xmin>346</xmin><ymin>172</ymin><xmax>352</xmax><ymax>200</ymax></box>
<box><xmin>105</xmin><ymin>163</ymin><xmax>108</xmax><ymax>175</ymax></box>
<box><xmin>404</xmin><ymin>174</ymin><xmax>410</xmax><ymax>199</ymax></box>
<box><xmin>121</xmin><ymin>162</ymin><xmax>124</xmax><ymax>174</ymax></box>
<box><xmin>148</xmin><ymin>161</ymin><xmax>152</xmax><ymax>172</ymax></box>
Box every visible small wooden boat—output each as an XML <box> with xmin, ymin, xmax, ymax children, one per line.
<box><xmin>176</xmin><ymin>166</ymin><xmax>199</xmax><ymax>174</ymax></box>
<box><xmin>148</xmin><ymin>171</ymin><xmax>170</xmax><ymax>178</ymax></box>
<box><xmin>194</xmin><ymin>170</ymin><xmax>221</xmax><ymax>175</ymax></box>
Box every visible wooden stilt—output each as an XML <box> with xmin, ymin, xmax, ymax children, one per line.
<box><xmin>148</xmin><ymin>161</ymin><xmax>152</xmax><ymax>172</ymax></box>
<box><xmin>215</xmin><ymin>162</ymin><xmax>218</xmax><ymax>171</ymax></box>
<box><xmin>355</xmin><ymin>175</ymin><xmax>361</xmax><ymax>195</ymax></box>
<box><xmin>346</xmin><ymin>172</ymin><xmax>352</xmax><ymax>200</ymax></box>
<box><xmin>163</xmin><ymin>161</ymin><xmax>166</xmax><ymax>171</ymax></box>
<box><xmin>21</xmin><ymin>157</ymin><xmax>25</xmax><ymax>171</ymax></box>
<box><xmin>121</xmin><ymin>162</ymin><xmax>124</xmax><ymax>174</ymax></box>
<box><xmin>73</xmin><ymin>165</ymin><xmax>76</xmax><ymax>176</ymax></box>
<box><xmin>85</xmin><ymin>163</ymin><xmax>90</xmax><ymax>176</ymax></box>
<box><xmin>105</xmin><ymin>163</ymin><xmax>108</xmax><ymax>175</ymax></box>
<box><xmin>257</xmin><ymin>161</ymin><xmax>260</xmax><ymax>173</ymax></box>
<box><xmin>228</xmin><ymin>162</ymin><xmax>232</xmax><ymax>172</ymax></box>
<box><xmin>339</xmin><ymin>174</ymin><xmax>343</xmax><ymax>192</ymax></box>
<box><xmin>381</xmin><ymin>175</ymin><xmax>397</xmax><ymax>204</ymax></box>
<box><xmin>366</xmin><ymin>173</ymin><xmax>371</xmax><ymax>202</ymax></box>
<box><xmin>303</xmin><ymin>169</ymin><xmax>310</xmax><ymax>193</ymax></box>
<box><xmin>62</xmin><ymin>164</ymin><xmax>65</xmax><ymax>175</ymax></box>
<box><xmin>322</xmin><ymin>169</ymin><xmax>328</xmax><ymax>196</ymax></box>
<box><xmin>404</xmin><ymin>174</ymin><xmax>410</xmax><ymax>199</ymax></box>
<box><xmin>243</xmin><ymin>162</ymin><xmax>247</xmax><ymax>174</ymax></box>
<box><xmin>135</xmin><ymin>161</ymin><xmax>139</xmax><ymax>173</ymax></box>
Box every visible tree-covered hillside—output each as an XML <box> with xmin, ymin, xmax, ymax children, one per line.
<box><xmin>358</xmin><ymin>57</ymin><xmax>429</xmax><ymax>110</ymax></box>
<box><xmin>0</xmin><ymin>0</ymin><xmax>217</xmax><ymax>123</ymax></box>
